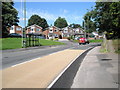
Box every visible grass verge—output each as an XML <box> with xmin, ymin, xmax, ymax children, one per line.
<box><xmin>89</xmin><ymin>39</ymin><xmax>103</xmax><ymax>43</ymax></box>
<box><xmin>1</xmin><ymin>38</ymin><xmax>65</xmax><ymax>50</ymax></box>
<box><xmin>73</xmin><ymin>39</ymin><xmax>103</xmax><ymax>43</ymax></box>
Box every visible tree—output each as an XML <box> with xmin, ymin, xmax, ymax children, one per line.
<box><xmin>54</xmin><ymin>17</ymin><xmax>68</xmax><ymax>28</ymax></box>
<box><xmin>2</xmin><ymin>1</ymin><xmax>19</xmax><ymax>37</ymax></box>
<box><xmin>83</xmin><ymin>11</ymin><xmax>96</xmax><ymax>33</ymax></box>
<box><xmin>93</xmin><ymin>2</ymin><xmax>120</xmax><ymax>39</ymax></box>
<box><xmin>69</xmin><ymin>23</ymin><xmax>82</xmax><ymax>28</ymax></box>
<box><xmin>28</xmin><ymin>14</ymin><xmax>48</xmax><ymax>30</ymax></box>
<box><xmin>83</xmin><ymin>2</ymin><xmax>120</xmax><ymax>39</ymax></box>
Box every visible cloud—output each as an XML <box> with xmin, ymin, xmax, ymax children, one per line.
<box><xmin>17</xmin><ymin>8</ymin><xmax>83</xmax><ymax>26</ymax></box>
<box><xmin>63</xmin><ymin>9</ymin><xmax>69</xmax><ymax>14</ymax></box>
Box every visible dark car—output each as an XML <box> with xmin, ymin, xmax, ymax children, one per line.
<box><xmin>8</xmin><ymin>33</ymin><xmax>22</xmax><ymax>38</ymax></box>
<box><xmin>36</xmin><ymin>36</ymin><xmax>46</xmax><ymax>39</ymax></box>
<box><xmin>78</xmin><ymin>37</ymin><xmax>89</xmax><ymax>45</ymax></box>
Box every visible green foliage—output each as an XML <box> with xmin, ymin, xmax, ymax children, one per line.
<box><xmin>28</xmin><ymin>14</ymin><xmax>49</xmax><ymax>30</ymax></box>
<box><xmin>53</xmin><ymin>38</ymin><xmax>59</xmax><ymax>41</ymax></box>
<box><xmin>83</xmin><ymin>2</ymin><xmax>120</xmax><ymax>39</ymax></box>
<box><xmin>92</xmin><ymin>2</ymin><xmax>119</xmax><ymax>39</ymax></box>
<box><xmin>83</xmin><ymin>11</ymin><xmax>97</xmax><ymax>33</ymax></box>
<box><xmin>2</xmin><ymin>2</ymin><xmax>19</xmax><ymax>37</ymax></box>
<box><xmin>69</xmin><ymin>23</ymin><xmax>82</xmax><ymax>28</ymax></box>
<box><xmin>54</xmin><ymin>17</ymin><xmax>68</xmax><ymax>28</ymax></box>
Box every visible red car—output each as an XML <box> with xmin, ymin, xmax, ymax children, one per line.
<box><xmin>78</xmin><ymin>37</ymin><xmax>89</xmax><ymax>45</ymax></box>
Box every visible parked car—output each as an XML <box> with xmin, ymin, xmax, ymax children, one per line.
<box><xmin>74</xmin><ymin>37</ymin><xmax>80</xmax><ymax>40</ymax></box>
<box><xmin>36</xmin><ymin>36</ymin><xmax>46</xmax><ymax>39</ymax></box>
<box><xmin>8</xmin><ymin>33</ymin><xmax>22</xmax><ymax>38</ymax></box>
<box><xmin>78</xmin><ymin>37</ymin><xmax>89</xmax><ymax>45</ymax></box>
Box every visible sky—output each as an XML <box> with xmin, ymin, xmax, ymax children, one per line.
<box><xmin>14</xmin><ymin>2</ymin><xmax>96</xmax><ymax>27</ymax></box>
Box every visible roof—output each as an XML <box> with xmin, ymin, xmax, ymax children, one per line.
<box><xmin>27</xmin><ymin>24</ymin><xmax>43</xmax><ymax>29</ymax></box>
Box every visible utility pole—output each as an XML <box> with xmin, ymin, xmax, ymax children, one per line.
<box><xmin>22</xmin><ymin>0</ymin><xmax>26</xmax><ymax>48</ymax></box>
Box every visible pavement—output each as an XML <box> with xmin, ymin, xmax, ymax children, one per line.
<box><xmin>71</xmin><ymin>46</ymin><xmax>119</xmax><ymax>88</ymax></box>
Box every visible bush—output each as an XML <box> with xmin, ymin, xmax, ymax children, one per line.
<box><xmin>67</xmin><ymin>37</ymin><xmax>70</xmax><ymax>40</ymax></box>
<box><xmin>53</xmin><ymin>38</ymin><xmax>59</xmax><ymax>41</ymax></box>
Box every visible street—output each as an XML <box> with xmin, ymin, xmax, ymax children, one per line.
<box><xmin>2</xmin><ymin>41</ymin><xmax>100</xmax><ymax>69</ymax></box>
<box><xmin>2</xmin><ymin>41</ymin><xmax>101</xmax><ymax>88</ymax></box>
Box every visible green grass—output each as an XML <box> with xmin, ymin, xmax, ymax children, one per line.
<box><xmin>2</xmin><ymin>38</ymin><xmax>22</xmax><ymax>50</ymax></box>
<box><xmin>73</xmin><ymin>39</ymin><xmax>103</xmax><ymax>43</ymax></box>
<box><xmin>1</xmin><ymin>38</ymin><xmax>65</xmax><ymax>50</ymax></box>
<box><xmin>88</xmin><ymin>39</ymin><xmax>103</xmax><ymax>43</ymax></box>
<box><xmin>39</xmin><ymin>39</ymin><xmax>65</xmax><ymax>46</ymax></box>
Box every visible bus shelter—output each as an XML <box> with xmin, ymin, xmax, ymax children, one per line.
<box><xmin>26</xmin><ymin>33</ymin><xmax>42</xmax><ymax>47</ymax></box>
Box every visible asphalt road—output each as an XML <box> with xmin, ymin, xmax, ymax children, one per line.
<box><xmin>2</xmin><ymin>41</ymin><xmax>100</xmax><ymax>69</ymax></box>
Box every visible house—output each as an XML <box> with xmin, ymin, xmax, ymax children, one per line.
<box><xmin>73</xmin><ymin>28</ymin><xmax>85</xmax><ymax>38</ymax></box>
<box><xmin>43</xmin><ymin>26</ymin><xmax>62</xmax><ymax>39</ymax></box>
<box><xmin>92</xmin><ymin>32</ymin><xmax>103</xmax><ymax>39</ymax></box>
<box><xmin>26</xmin><ymin>24</ymin><xmax>43</xmax><ymax>34</ymax></box>
<box><xmin>43</xmin><ymin>26</ymin><xmax>86</xmax><ymax>39</ymax></box>
<box><xmin>8</xmin><ymin>25</ymin><xmax>23</xmax><ymax>35</ymax></box>
<box><xmin>62</xmin><ymin>26</ymin><xmax>74</xmax><ymax>39</ymax></box>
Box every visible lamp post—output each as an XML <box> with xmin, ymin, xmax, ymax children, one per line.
<box><xmin>22</xmin><ymin>0</ymin><xmax>26</xmax><ymax>48</ymax></box>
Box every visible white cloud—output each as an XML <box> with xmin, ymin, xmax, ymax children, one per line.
<box><xmin>63</xmin><ymin>9</ymin><xmax>69</xmax><ymax>14</ymax></box>
<box><xmin>26</xmin><ymin>9</ymin><xmax>57</xmax><ymax>21</ymax></box>
<box><xmin>17</xmin><ymin>8</ymin><xmax>83</xmax><ymax>26</ymax></box>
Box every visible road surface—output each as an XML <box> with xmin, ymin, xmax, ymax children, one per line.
<box><xmin>2</xmin><ymin>41</ymin><xmax>100</xmax><ymax>69</ymax></box>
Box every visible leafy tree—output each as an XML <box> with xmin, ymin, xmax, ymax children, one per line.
<box><xmin>2</xmin><ymin>1</ymin><xmax>19</xmax><ymax>37</ymax></box>
<box><xmin>83</xmin><ymin>2</ymin><xmax>120</xmax><ymax>39</ymax></box>
<box><xmin>83</xmin><ymin>11</ymin><xmax>96</xmax><ymax>33</ymax></box>
<box><xmin>69</xmin><ymin>23</ymin><xmax>82</xmax><ymax>28</ymax></box>
<box><xmin>93</xmin><ymin>2</ymin><xmax>120</xmax><ymax>39</ymax></box>
<box><xmin>28</xmin><ymin>14</ymin><xmax>48</xmax><ymax>30</ymax></box>
<box><xmin>54</xmin><ymin>17</ymin><xmax>68</xmax><ymax>28</ymax></box>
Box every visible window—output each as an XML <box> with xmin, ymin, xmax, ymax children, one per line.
<box><xmin>11</xmin><ymin>27</ymin><xmax>13</xmax><ymax>30</ymax></box>
<box><xmin>64</xmin><ymin>30</ymin><xmax>68</xmax><ymax>33</ymax></box>
<box><xmin>16</xmin><ymin>27</ymin><xmax>21</xmax><ymax>31</ymax></box>
<box><xmin>49</xmin><ymin>29</ymin><xmax>53</xmax><ymax>33</ymax></box>
<box><xmin>31</xmin><ymin>29</ymin><xmax>34</xmax><ymax>31</ymax></box>
<box><xmin>54</xmin><ymin>34</ymin><xmax>58</xmax><ymax>37</ymax></box>
<box><xmin>54</xmin><ymin>30</ymin><xmax>57</xmax><ymax>32</ymax></box>
<box><xmin>36</xmin><ymin>28</ymin><xmax>40</xmax><ymax>31</ymax></box>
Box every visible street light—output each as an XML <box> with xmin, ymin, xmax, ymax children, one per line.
<box><xmin>22</xmin><ymin>0</ymin><xmax>26</xmax><ymax>48</ymax></box>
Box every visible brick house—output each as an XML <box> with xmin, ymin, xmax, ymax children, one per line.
<box><xmin>43</xmin><ymin>26</ymin><xmax>85</xmax><ymax>39</ymax></box>
<box><xmin>73</xmin><ymin>28</ymin><xmax>85</xmax><ymax>38</ymax></box>
<box><xmin>43</xmin><ymin>26</ymin><xmax>62</xmax><ymax>39</ymax></box>
<box><xmin>26</xmin><ymin>24</ymin><xmax>43</xmax><ymax>34</ymax></box>
<box><xmin>62</xmin><ymin>26</ymin><xmax>74</xmax><ymax>39</ymax></box>
<box><xmin>8</xmin><ymin>25</ymin><xmax>23</xmax><ymax>35</ymax></box>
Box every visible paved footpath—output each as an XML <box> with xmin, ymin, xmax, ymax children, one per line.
<box><xmin>71</xmin><ymin>46</ymin><xmax>119</xmax><ymax>88</ymax></box>
<box><xmin>2</xmin><ymin>49</ymin><xmax>85</xmax><ymax>88</ymax></box>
